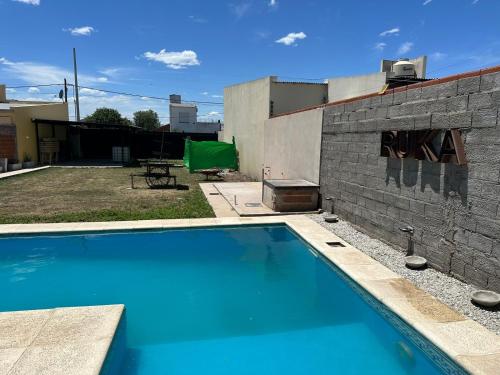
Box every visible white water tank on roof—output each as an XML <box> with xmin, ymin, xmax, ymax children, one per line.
<box><xmin>393</xmin><ymin>59</ymin><xmax>416</xmax><ymax>78</ymax></box>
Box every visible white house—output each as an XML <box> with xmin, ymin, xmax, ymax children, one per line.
<box><xmin>169</xmin><ymin>94</ymin><xmax>221</xmax><ymax>134</ymax></box>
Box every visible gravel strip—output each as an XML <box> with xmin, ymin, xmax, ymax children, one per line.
<box><xmin>308</xmin><ymin>213</ymin><xmax>500</xmax><ymax>335</ymax></box>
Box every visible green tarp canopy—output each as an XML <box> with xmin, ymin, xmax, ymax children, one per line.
<box><xmin>183</xmin><ymin>137</ymin><xmax>238</xmax><ymax>173</ymax></box>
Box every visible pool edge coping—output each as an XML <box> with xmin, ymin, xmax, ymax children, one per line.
<box><xmin>0</xmin><ymin>216</ymin><xmax>498</xmax><ymax>375</ymax></box>
<box><xmin>0</xmin><ymin>304</ymin><xmax>124</xmax><ymax>375</ymax></box>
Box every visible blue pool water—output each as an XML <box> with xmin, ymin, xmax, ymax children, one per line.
<box><xmin>0</xmin><ymin>225</ymin><xmax>463</xmax><ymax>374</ymax></box>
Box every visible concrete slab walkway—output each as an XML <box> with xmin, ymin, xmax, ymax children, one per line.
<box><xmin>212</xmin><ymin>182</ymin><xmax>276</xmax><ymax>216</ymax></box>
<box><xmin>207</xmin><ymin>182</ymin><xmax>320</xmax><ymax>217</ymax></box>
<box><xmin>0</xmin><ymin>166</ymin><xmax>50</xmax><ymax>180</ymax></box>
<box><xmin>199</xmin><ymin>183</ymin><xmax>239</xmax><ymax>217</ymax></box>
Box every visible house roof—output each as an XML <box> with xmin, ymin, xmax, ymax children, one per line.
<box><xmin>153</xmin><ymin>124</ymin><xmax>170</xmax><ymax>132</ymax></box>
<box><xmin>0</xmin><ymin>101</ymin><xmax>62</xmax><ymax>111</ymax></box>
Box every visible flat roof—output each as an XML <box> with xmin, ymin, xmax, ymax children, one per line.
<box><xmin>0</xmin><ymin>101</ymin><xmax>61</xmax><ymax>110</ymax></box>
<box><xmin>170</xmin><ymin>102</ymin><xmax>196</xmax><ymax>108</ymax></box>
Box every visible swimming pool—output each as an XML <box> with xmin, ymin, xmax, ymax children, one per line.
<box><xmin>0</xmin><ymin>224</ymin><xmax>465</xmax><ymax>374</ymax></box>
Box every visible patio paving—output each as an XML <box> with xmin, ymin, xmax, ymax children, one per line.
<box><xmin>199</xmin><ymin>183</ymin><xmax>239</xmax><ymax>217</ymax></box>
<box><xmin>0</xmin><ymin>166</ymin><xmax>49</xmax><ymax>180</ymax></box>
<box><xmin>208</xmin><ymin>182</ymin><xmax>320</xmax><ymax>217</ymax></box>
<box><xmin>212</xmin><ymin>182</ymin><xmax>275</xmax><ymax>216</ymax></box>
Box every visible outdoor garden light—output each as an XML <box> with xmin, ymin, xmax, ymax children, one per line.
<box><xmin>399</xmin><ymin>226</ymin><xmax>425</xmax><ymax>268</ymax></box>
<box><xmin>399</xmin><ymin>225</ymin><xmax>414</xmax><ymax>235</ymax></box>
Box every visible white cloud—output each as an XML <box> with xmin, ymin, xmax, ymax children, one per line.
<box><xmin>201</xmin><ymin>91</ymin><xmax>209</xmax><ymax>96</ymax></box>
<box><xmin>6</xmin><ymin>88</ymin><xmax>16</xmax><ymax>93</ymax></box>
<box><xmin>12</xmin><ymin>0</ymin><xmax>40</xmax><ymax>5</ymax></box>
<box><xmin>430</xmin><ymin>52</ymin><xmax>447</xmax><ymax>61</ymax></box>
<box><xmin>143</xmin><ymin>49</ymin><xmax>200</xmax><ymax>70</ymax></box>
<box><xmin>229</xmin><ymin>3</ymin><xmax>251</xmax><ymax>18</ymax></box>
<box><xmin>188</xmin><ymin>15</ymin><xmax>207</xmax><ymax>23</ymax></box>
<box><xmin>0</xmin><ymin>57</ymin><xmax>109</xmax><ymax>85</ymax></box>
<box><xmin>374</xmin><ymin>42</ymin><xmax>387</xmax><ymax>51</ymax></box>
<box><xmin>64</xmin><ymin>26</ymin><xmax>95</xmax><ymax>36</ymax></box>
<box><xmin>28</xmin><ymin>87</ymin><xmax>40</xmax><ymax>93</ymax></box>
<box><xmin>472</xmin><ymin>0</ymin><xmax>479</xmax><ymax>4</ymax></box>
<box><xmin>211</xmin><ymin>94</ymin><xmax>223</xmax><ymax>98</ymax></box>
<box><xmin>423</xmin><ymin>0</ymin><xmax>432</xmax><ymax>5</ymax></box>
<box><xmin>79</xmin><ymin>88</ymin><xmax>106</xmax><ymax>96</ymax></box>
<box><xmin>398</xmin><ymin>42</ymin><xmax>414</xmax><ymax>55</ymax></box>
<box><xmin>99</xmin><ymin>67</ymin><xmax>122</xmax><ymax>77</ymax></box>
<box><xmin>275</xmin><ymin>32</ymin><xmax>307</xmax><ymax>46</ymax></box>
<box><xmin>269</xmin><ymin>0</ymin><xmax>277</xmax><ymax>7</ymax></box>
<box><xmin>199</xmin><ymin>111</ymin><xmax>223</xmax><ymax>120</ymax></box>
<box><xmin>379</xmin><ymin>27</ymin><xmax>400</xmax><ymax>37</ymax></box>
<box><xmin>255</xmin><ymin>31</ymin><xmax>270</xmax><ymax>40</ymax></box>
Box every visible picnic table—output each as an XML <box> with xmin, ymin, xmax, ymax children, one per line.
<box><xmin>130</xmin><ymin>161</ymin><xmax>183</xmax><ymax>189</ymax></box>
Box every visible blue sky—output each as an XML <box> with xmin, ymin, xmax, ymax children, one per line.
<box><xmin>1</xmin><ymin>0</ymin><xmax>498</xmax><ymax>122</ymax></box>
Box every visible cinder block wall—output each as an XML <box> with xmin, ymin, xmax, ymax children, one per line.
<box><xmin>320</xmin><ymin>68</ymin><xmax>500</xmax><ymax>291</ymax></box>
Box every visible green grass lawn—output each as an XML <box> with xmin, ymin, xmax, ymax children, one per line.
<box><xmin>0</xmin><ymin>166</ymin><xmax>214</xmax><ymax>224</ymax></box>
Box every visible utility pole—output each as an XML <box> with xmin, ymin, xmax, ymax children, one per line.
<box><xmin>73</xmin><ymin>48</ymin><xmax>80</xmax><ymax>121</ymax></box>
<box><xmin>63</xmin><ymin>78</ymin><xmax>68</xmax><ymax>103</ymax></box>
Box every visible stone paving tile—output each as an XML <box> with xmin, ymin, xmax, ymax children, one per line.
<box><xmin>415</xmin><ymin>320</ymin><xmax>500</xmax><ymax>357</ymax></box>
<box><xmin>0</xmin><ymin>309</ymin><xmax>53</xmax><ymax>349</ymax></box>
<box><xmin>31</xmin><ymin>306</ymin><xmax>123</xmax><ymax>346</ymax></box>
<box><xmin>455</xmin><ymin>353</ymin><xmax>500</xmax><ymax>375</ymax></box>
<box><xmin>0</xmin><ymin>348</ymin><xmax>25</xmax><ymax>375</ymax></box>
<box><xmin>383</xmin><ymin>294</ymin><xmax>466</xmax><ymax>324</ymax></box>
<box><xmin>0</xmin><ymin>305</ymin><xmax>124</xmax><ymax>375</ymax></box>
<box><xmin>358</xmin><ymin>278</ymin><xmax>429</xmax><ymax>300</ymax></box>
<box><xmin>199</xmin><ymin>183</ymin><xmax>239</xmax><ymax>217</ymax></box>
<box><xmin>8</xmin><ymin>341</ymin><xmax>111</xmax><ymax>375</ymax></box>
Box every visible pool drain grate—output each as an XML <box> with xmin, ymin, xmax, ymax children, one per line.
<box><xmin>326</xmin><ymin>241</ymin><xmax>346</xmax><ymax>247</ymax></box>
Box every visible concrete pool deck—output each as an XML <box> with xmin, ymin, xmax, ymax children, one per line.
<box><xmin>203</xmin><ymin>182</ymin><xmax>320</xmax><ymax>216</ymax></box>
<box><xmin>0</xmin><ymin>216</ymin><xmax>499</xmax><ymax>374</ymax></box>
<box><xmin>0</xmin><ymin>304</ymin><xmax>124</xmax><ymax>375</ymax></box>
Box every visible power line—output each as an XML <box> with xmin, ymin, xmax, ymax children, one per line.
<box><xmin>76</xmin><ymin>85</ymin><xmax>225</xmax><ymax>105</ymax></box>
<box><xmin>5</xmin><ymin>83</ymin><xmax>224</xmax><ymax>106</ymax></box>
<box><xmin>5</xmin><ymin>84</ymin><xmax>63</xmax><ymax>89</ymax></box>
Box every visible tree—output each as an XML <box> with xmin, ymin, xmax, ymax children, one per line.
<box><xmin>133</xmin><ymin>110</ymin><xmax>161</xmax><ymax>130</ymax></box>
<box><xmin>84</xmin><ymin>108</ymin><xmax>130</xmax><ymax>125</ymax></box>
<box><xmin>121</xmin><ymin>117</ymin><xmax>134</xmax><ymax>127</ymax></box>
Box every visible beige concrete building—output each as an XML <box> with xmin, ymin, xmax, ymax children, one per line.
<box><xmin>0</xmin><ymin>85</ymin><xmax>69</xmax><ymax>164</ymax></box>
<box><xmin>328</xmin><ymin>56</ymin><xmax>427</xmax><ymax>101</ymax></box>
<box><xmin>264</xmin><ymin>108</ymin><xmax>323</xmax><ymax>184</ymax></box>
<box><xmin>223</xmin><ymin>76</ymin><xmax>327</xmax><ymax>180</ymax></box>
<box><xmin>224</xmin><ymin>57</ymin><xmax>428</xmax><ymax>182</ymax></box>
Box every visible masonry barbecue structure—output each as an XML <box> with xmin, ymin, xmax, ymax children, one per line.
<box><xmin>262</xmin><ymin>179</ymin><xmax>320</xmax><ymax>212</ymax></box>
